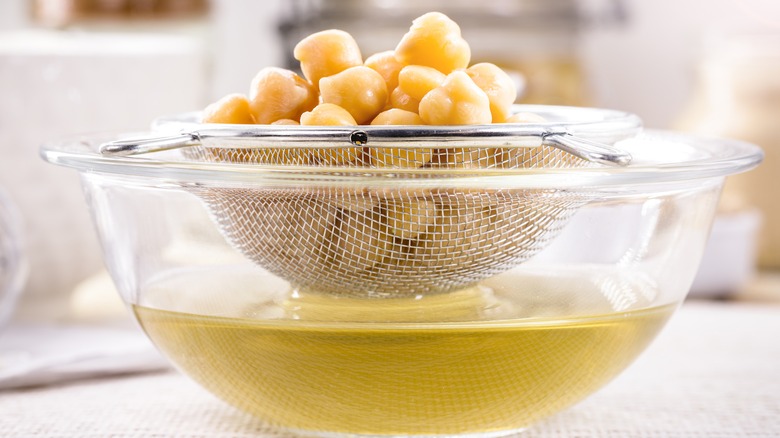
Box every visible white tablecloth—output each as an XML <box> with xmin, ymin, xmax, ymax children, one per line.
<box><xmin>1</xmin><ymin>301</ymin><xmax>778</xmax><ymax>437</ymax></box>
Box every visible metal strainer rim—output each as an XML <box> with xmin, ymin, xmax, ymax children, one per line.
<box><xmin>40</xmin><ymin>104</ymin><xmax>763</xmax><ymax>189</ymax></box>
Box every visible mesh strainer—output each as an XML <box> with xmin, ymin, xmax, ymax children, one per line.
<box><xmin>100</xmin><ymin>105</ymin><xmax>639</xmax><ymax>297</ymax></box>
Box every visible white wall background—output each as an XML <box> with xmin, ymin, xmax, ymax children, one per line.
<box><xmin>5</xmin><ymin>0</ymin><xmax>775</xmax><ymax>128</ymax></box>
<box><xmin>581</xmin><ymin>0</ymin><xmax>780</xmax><ymax>128</ymax></box>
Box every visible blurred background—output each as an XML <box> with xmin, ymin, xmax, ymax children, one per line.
<box><xmin>0</xmin><ymin>0</ymin><xmax>778</xmax><ymax>328</ymax></box>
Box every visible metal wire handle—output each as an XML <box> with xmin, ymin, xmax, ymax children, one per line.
<box><xmin>100</xmin><ymin>126</ymin><xmax>632</xmax><ymax>166</ymax></box>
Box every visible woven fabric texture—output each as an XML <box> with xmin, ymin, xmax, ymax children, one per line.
<box><xmin>1</xmin><ymin>301</ymin><xmax>778</xmax><ymax>438</ymax></box>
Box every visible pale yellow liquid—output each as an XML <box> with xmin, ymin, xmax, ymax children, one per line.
<box><xmin>134</xmin><ymin>269</ymin><xmax>675</xmax><ymax>437</ymax></box>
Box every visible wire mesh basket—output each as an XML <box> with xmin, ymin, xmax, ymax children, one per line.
<box><xmin>101</xmin><ymin>105</ymin><xmax>640</xmax><ymax>296</ymax></box>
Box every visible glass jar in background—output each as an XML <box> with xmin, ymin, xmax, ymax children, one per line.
<box><xmin>678</xmin><ymin>34</ymin><xmax>780</xmax><ymax>270</ymax></box>
<box><xmin>278</xmin><ymin>0</ymin><xmax>626</xmax><ymax>106</ymax></box>
<box><xmin>0</xmin><ymin>189</ymin><xmax>26</xmax><ymax>328</ymax></box>
<box><xmin>31</xmin><ymin>0</ymin><xmax>209</xmax><ymax>28</ymax></box>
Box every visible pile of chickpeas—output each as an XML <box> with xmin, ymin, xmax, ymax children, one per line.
<box><xmin>202</xmin><ymin>11</ymin><xmax>543</xmax><ymax>167</ymax></box>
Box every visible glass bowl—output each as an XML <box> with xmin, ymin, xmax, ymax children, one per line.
<box><xmin>0</xmin><ymin>188</ymin><xmax>25</xmax><ymax>328</ymax></box>
<box><xmin>41</xmin><ymin>105</ymin><xmax>762</xmax><ymax>437</ymax></box>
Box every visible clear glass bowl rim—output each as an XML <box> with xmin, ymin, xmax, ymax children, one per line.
<box><xmin>40</xmin><ymin>105</ymin><xmax>763</xmax><ymax>190</ymax></box>
<box><xmin>0</xmin><ymin>188</ymin><xmax>26</xmax><ymax>327</ymax></box>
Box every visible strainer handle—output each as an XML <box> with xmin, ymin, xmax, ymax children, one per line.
<box><xmin>100</xmin><ymin>133</ymin><xmax>195</xmax><ymax>156</ymax></box>
<box><xmin>543</xmin><ymin>133</ymin><xmax>632</xmax><ymax>166</ymax></box>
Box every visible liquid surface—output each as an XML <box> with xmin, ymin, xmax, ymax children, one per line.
<box><xmin>134</xmin><ymin>268</ymin><xmax>675</xmax><ymax>436</ymax></box>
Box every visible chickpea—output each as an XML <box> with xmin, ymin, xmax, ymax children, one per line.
<box><xmin>364</xmin><ymin>50</ymin><xmax>404</xmax><ymax>96</ymax></box>
<box><xmin>394</xmin><ymin>12</ymin><xmax>470</xmax><ymax>74</ymax></box>
<box><xmin>371</xmin><ymin>108</ymin><xmax>423</xmax><ymax>126</ymax></box>
<box><xmin>418</xmin><ymin>72</ymin><xmax>494</xmax><ymax>166</ymax></box>
<box><xmin>331</xmin><ymin>209</ymin><xmax>391</xmax><ymax>271</ymax></box>
<box><xmin>415</xmin><ymin>200</ymin><xmax>473</xmax><ymax>260</ymax></box>
<box><xmin>389</xmin><ymin>86</ymin><xmax>420</xmax><ymax>113</ymax></box>
<box><xmin>271</xmin><ymin>119</ymin><xmax>300</xmax><ymax>125</ymax></box>
<box><xmin>248</xmin><ymin>67</ymin><xmax>318</xmax><ymax>124</ymax></box>
<box><xmin>320</xmin><ymin>66</ymin><xmax>388</xmax><ymax>124</ymax></box>
<box><xmin>397</xmin><ymin>65</ymin><xmax>446</xmax><ymax>101</ymax></box>
<box><xmin>418</xmin><ymin>71</ymin><xmax>491</xmax><ymax>125</ymax></box>
<box><xmin>466</xmin><ymin>63</ymin><xmax>517</xmax><ymax>123</ymax></box>
<box><xmin>294</xmin><ymin>29</ymin><xmax>362</xmax><ymax>91</ymax></box>
<box><xmin>202</xmin><ymin>93</ymin><xmax>256</xmax><ymax>124</ymax></box>
<box><xmin>300</xmin><ymin>103</ymin><xmax>362</xmax><ymax>165</ymax></box>
<box><xmin>225</xmin><ymin>195</ymin><xmax>333</xmax><ymax>271</ymax></box>
<box><xmin>428</xmin><ymin>199</ymin><xmax>482</xmax><ymax>245</ymax></box>
<box><xmin>384</xmin><ymin>199</ymin><xmax>437</xmax><ymax>240</ymax></box>
<box><xmin>300</xmin><ymin>103</ymin><xmax>357</xmax><ymax>126</ymax></box>
<box><xmin>370</xmin><ymin>109</ymin><xmax>431</xmax><ymax>168</ymax></box>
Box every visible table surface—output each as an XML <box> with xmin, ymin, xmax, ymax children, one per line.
<box><xmin>1</xmin><ymin>300</ymin><xmax>779</xmax><ymax>438</ymax></box>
